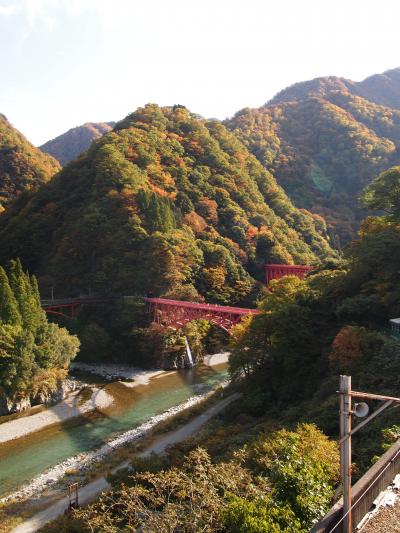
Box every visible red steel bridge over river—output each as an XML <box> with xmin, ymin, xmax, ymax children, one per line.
<box><xmin>41</xmin><ymin>296</ymin><xmax>260</xmax><ymax>333</ymax></box>
<box><xmin>41</xmin><ymin>264</ymin><xmax>312</xmax><ymax>332</ymax></box>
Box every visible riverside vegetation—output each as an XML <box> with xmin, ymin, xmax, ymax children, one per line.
<box><xmin>0</xmin><ymin>259</ymin><xmax>79</xmax><ymax>414</ymax></box>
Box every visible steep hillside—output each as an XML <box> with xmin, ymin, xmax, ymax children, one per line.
<box><xmin>0</xmin><ymin>114</ymin><xmax>61</xmax><ymax>212</ymax></box>
<box><xmin>227</xmin><ymin>73</ymin><xmax>400</xmax><ymax>243</ymax></box>
<box><xmin>40</xmin><ymin>121</ymin><xmax>115</xmax><ymax>165</ymax></box>
<box><xmin>356</xmin><ymin>68</ymin><xmax>400</xmax><ymax>109</ymax></box>
<box><xmin>0</xmin><ymin>104</ymin><xmax>335</xmax><ymax>305</ymax></box>
<box><xmin>269</xmin><ymin>75</ymin><xmax>357</xmax><ymax>105</ymax></box>
<box><xmin>269</xmin><ymin>68</ymin><xmax>400</xmax><ymax>109</ymax></box>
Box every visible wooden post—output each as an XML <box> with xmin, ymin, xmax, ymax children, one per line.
<box><xmin>67</xmin><ymin>482</ymin><xmax>79</xmax><ymax>509</ymax></box>
<box><xmin>340</xmin><ymin>375</ymin><xmax>352</xmax><ymax>533</ymax></box>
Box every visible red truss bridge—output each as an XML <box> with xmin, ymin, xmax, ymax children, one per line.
<box><xmin>145</xmin><ymin>297</ymin><xmax>260</xmax><ymax>333</ymax></box>
<box><xmin>264</xmin><ymin>263</ymin><xmax>312</xmax><ymax>284</ymax></box>
<box><xmin>41</xmin><ymin>297</ymin><xmax>260</xmax><ymax>332</ymax></box>
<box><xmin>41</xmin><ymin>298</ymin><xmax>108</xmax><ymax>319</ymax></box>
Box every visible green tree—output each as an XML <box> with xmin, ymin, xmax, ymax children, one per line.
<box><xmin>8</xmin><ymin>259</ymin><xmax>45</xmax><ymax>334</ymax></box>
<box><xmin>0</xmin><ymin>260</ymin><xmax>79</xmax><ymax>402</ymax></box>
<box><xmin>223</xmin><ymin>494</ymin><xmax>303</xmax><ymax>533</ymax></box>
<box><xmin>248</xmin><ymin>424</ymin><xmax>340</xmax><ymax>529</ymax></box>
<box><xmin>0</xmin><ymin>266</ymin><xmax>20</xmax><ymax>325</ymax></box>
<box><xmin>362</xmin><ymin>166</ymin><xmax>400</xmax><ymax>221</ymax></box>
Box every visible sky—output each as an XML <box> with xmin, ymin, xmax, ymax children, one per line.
<box><xmin>1</xmin><ymin>0</ymin><xmax>400</xmax><ymax>146</ymax></box>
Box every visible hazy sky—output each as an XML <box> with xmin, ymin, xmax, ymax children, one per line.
<box><xmin>1</xmin><ymin>0</ymin><xmax>400</xmax><ymax>145</ymax></box>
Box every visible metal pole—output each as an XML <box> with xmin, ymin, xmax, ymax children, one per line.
<box><xmin>340</xmin><ymin>375</ymin><xmax>352</xmax><ymax>533</ymax></box>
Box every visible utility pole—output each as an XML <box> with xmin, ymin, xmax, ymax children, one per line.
<box><xmin>340</xmin><ymin>375</ymin><xmax>352</xmax><ymax>533</ymax></box>
<box><xmin>338</xmin><ymin>377</ymin><xmax>400</xmax><ymax>532</ymax></box>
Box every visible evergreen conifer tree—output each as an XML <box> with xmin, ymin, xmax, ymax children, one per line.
<box><xmin>0</xmin><ymin>259</ymin><xmax>79</xmax><ymax>402</ymax></box>
<box><xmin>0</xmin><ymin>266</ymin><xmax>21</xmax><ymax>325</ymax></box>
<box><xmin>8</xmin><ymin>259</ymin><xmax>44</xmax><ymax>335</ymax></box>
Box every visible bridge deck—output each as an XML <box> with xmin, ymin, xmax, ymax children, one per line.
<box><xmin>145</xmin><ymin>297</ymin><xmax>260</xmax><ymax>315</ymax></box>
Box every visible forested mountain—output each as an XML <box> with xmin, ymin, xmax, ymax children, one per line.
<box><xmin>226</xmin><ymin>68</ymin><xmax>400</xmax><ymax>243</ymax></box>
<box><xmin>0</xmin><ymin>104</ymin><xmax>335</xmax><ymax>307</ymax></box>
<box><xmin>269</xmin><ymin>67</ymin><xmax>400</xmax><ymax>109</ymax></box>
<box><xmin>357</xmin><ymin>68</ymin><xmax>400</xmax><ymax>109</ymax></box>
<box><xmin>0</xmin><ymin>114</ymin><xmax>61</xmax><ymax>212</ymax></box>
<box><xmin>40</xmin><ymin>121</ymin><xmax>115</xmax><ymax>165</ymax></box>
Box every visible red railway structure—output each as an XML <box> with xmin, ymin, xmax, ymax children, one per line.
<box><xmin>41</xmin><ymin>264</ymin><xmax>312</xmax><ymax>322</ymax></box>
<box><xmin>41</xmin><ymin>298</ymin><xmax>107</xmax><ymax>319</ymax></box>
<box><xmin>41</xmin><ymin>297</ymin><xmax>260</xmax><ymax>332</ymax></box>
<box><xmin>264</xmin><ymin>263</ymin><xmax>313</xmax><ymax>284</ymax></box>
<box><xmin>145</xmin><ymin>297</ymin><xmax>260</xmax><ymax>333</ymax></box>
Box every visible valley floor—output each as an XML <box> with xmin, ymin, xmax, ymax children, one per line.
<box><xmin>0</xmin><ymin>366</ymin><xmax>166</xmax><ymax>444</ymax></box>
<box><xmin>10</xmin><ymin>393</ymin><xmax>240</xmax><ymax>533</ymax></box>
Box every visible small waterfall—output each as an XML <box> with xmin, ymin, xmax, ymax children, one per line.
<box><xmin>184</xmin><ymin>336</ymin><xmax>194</xmax><ymax>367</ymax></box>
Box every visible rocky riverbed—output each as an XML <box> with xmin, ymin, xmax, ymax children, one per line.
<box><xmin>70</xmin><ymin>362</ymin><xmax>165</xmax><ymax>384</ymax></box>
<box><xmin>0</xmin><ymin>386</ymin><xmax>113</xmax><ymax>444</ymax></box>
<box><xmin>0</xmin><ymin>385</ymin><xmax>227</xmax><ymax>505</ymax></box>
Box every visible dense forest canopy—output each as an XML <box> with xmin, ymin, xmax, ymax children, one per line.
<box><xmin>43</xmin><ymin>166</ymin><xmax>400</xmax><ymax>533</ymax></box>
<box><xmin>0</xmin><ymin>114</ymin><xmax>60</xmax><ymax>212</ymax></box>
<box><xmin>226</xmin><ymin>69</ymin><xmax>400</xmax><ymax>243</ymax></box>
<box><xmin>32</xmin><ymin>67</ymin><xmax>400</xmax><ymax>245</ymax></box>
<box><xmin>0</xmin><ymin>104</ymin><xmax>335</xmax><ymax>306</ymax></box>
<box><xmin>229</xmin><ymin>166</ymin><xmax>400</xmax><ymax>467</ymax></box>
<box><xmin>40</xmin><ymin>121</ymin><xmax>115</xmax><ymax>165</ymax></box>
<box><xmin>269</xmin><ymin>68</ymin><xmax>400</xmax><ymax>109</ymax></box>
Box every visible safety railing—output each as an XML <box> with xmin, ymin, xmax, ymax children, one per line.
<box><xmin>312</xmin><ymin>438</ymin><xmax>400</xmax><ymax>532</ymax></box>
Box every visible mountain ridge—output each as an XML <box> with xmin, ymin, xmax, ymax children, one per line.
<box><xmin>226</xmin><ymin>67</ymin><xmax>400</xmax><ymax>242</ymax></box>
<box><xmin>0</xmin><ymin>104</ymin><xmax>335</xmax><ymax>304</ymax></box>
<box><xmin>268</xmin><ymin>67</ymin><xmax>400</xmax><ymax>109</ymax></box>
<box><xmin>40</xmin><ymin>121</ymin><xmax>115</xmax><ymax>165</ymax></box>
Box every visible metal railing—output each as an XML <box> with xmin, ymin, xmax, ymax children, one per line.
<box><xmin>312</xmin><ymin>438</ymin><xmax>400</xmax><ymax>532</ymax></box>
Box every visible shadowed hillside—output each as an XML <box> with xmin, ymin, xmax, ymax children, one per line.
<box><xmin>40</xmin><ymin>121</ymin><xmax>115</xmax><ymax>165</ymax></box>
<box><xmin>226</xmin><ymin>68</ymin><xmax>400</xmax><ymax>243</ymax></box>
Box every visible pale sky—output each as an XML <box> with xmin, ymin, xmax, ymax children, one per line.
<box><xmin>1</xmin><ymin>0</ymin><xmax>400</xmax><ymax>146</ymax></box>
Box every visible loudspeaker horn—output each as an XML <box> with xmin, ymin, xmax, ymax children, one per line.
<box><xmin>354</xmin><ymin>402</ymin><xmax>369</xmax><ymax>418</ymax></box>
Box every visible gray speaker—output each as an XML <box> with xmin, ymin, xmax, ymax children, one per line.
<box><xmin>354</xmin><ymin>402</ymin><xmax>369</xmax><ymax>418</ymax></box>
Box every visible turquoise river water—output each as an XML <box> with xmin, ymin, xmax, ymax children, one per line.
<box><xmin>0</xmin><ymin>364</ymin><xmax>228</xmax><ymax>497</ymax></box>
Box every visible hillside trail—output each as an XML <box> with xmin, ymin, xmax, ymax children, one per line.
<box><xmin>11</xmin><ymin>393</ymin><xmax>240</xmax><ymax>533</ymax></box>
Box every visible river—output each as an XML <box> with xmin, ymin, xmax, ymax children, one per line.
<box><xmin>0</xmin><ymin>363</ymin><xmax>228</xmax><ymax>497</ymax></box>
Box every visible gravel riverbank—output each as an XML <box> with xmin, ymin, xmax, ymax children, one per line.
<box><xmin>0</xmin><ymin>387</ymin><xmax>112</xmax><ymax>444</ymax></box>
<box><xmin>0</xmin><ymin>384</ymin><xmax>228</xmax><ymax>505</ymax></box>
<box><xmin>0</xmin><ymin>367</ymin><xmax>167</xmax><ymax>444</ymax></box>
<box><xmin>70</xmin><ymin>363</ymin><xmax>165</xmax><ymax>384</ymax></box>
<box><xmin>11</xmin><ymin>392</ymin><xmax>239</xmax><ymax>533</ymax></box>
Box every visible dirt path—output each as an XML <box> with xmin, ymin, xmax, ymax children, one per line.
<box><xmin>11</xmin><ymin>393</ymin><xmax>240</xmax><ymax>533</ymax></box>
